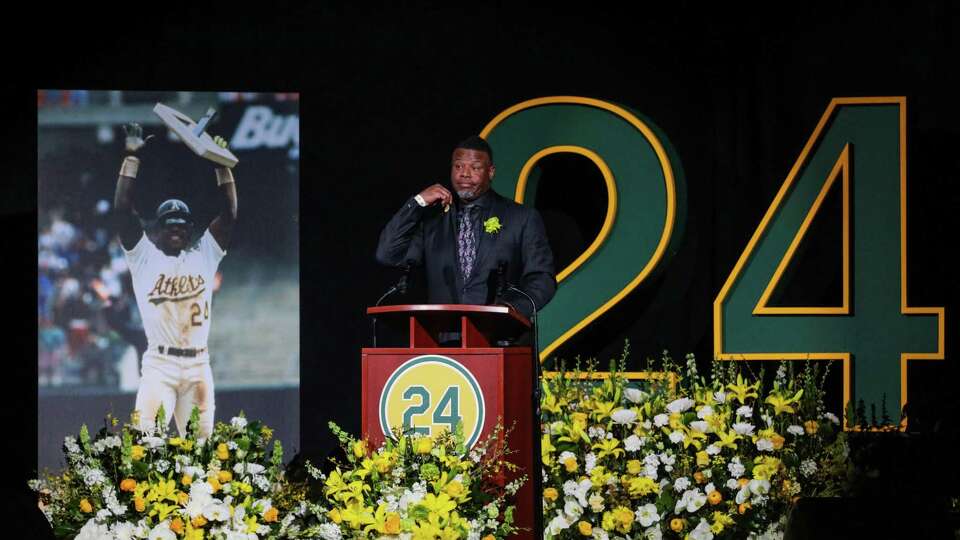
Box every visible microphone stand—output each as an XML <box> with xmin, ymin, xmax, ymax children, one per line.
<box><xmin>506</xmin><ymin>284</ymin><xmax>542</xmax><ymax>540</ymax></box>
<box><xmin>372</xmin><ymin>265</ymin><xmax>409</xmax><ymax>347</ymax></box>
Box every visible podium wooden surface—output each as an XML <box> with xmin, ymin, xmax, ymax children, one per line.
<box><xmin>362</xmin><ymin>305</ymin><xmax>535</xmax><ymax>539</ymax></box>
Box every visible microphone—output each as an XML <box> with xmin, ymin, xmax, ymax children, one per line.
<box><xmin>372</xmin><ymin>260</ymin><xmax>415</xmax><ymax>347</ymax></box>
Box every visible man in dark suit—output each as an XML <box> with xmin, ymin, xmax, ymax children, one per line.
<box><xmin>375</xmin><ymin>136</ymin><xmax>556</xmax><ymax>321</ymax></box>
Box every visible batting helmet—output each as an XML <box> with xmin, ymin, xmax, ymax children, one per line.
<box><xmin>156</xmin><ymin>199</ymin><xmax>193</xmax><ymax>226</ymax></box>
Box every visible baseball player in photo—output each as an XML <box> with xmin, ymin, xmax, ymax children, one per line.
<box><xmin>113</xmin><ymin>122</ymin><xmax>238</xmax><ymax>438</ymax></box>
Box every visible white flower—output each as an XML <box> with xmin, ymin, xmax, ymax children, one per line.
<box><xmin>732</xmin><ymin>422</ymin><xmax>755</xmax><ymax>436</ymax></box>
<box><xmin>653</xmin><ymin>414</ymin><xmax>669</xmax><ymax>427</ymax></box>
<box><xmin>690</xmin><ymin>519</ymin><xmax>715</xmax><ymax>540</ymax></box>
<box><xmin>547</xmin><ymin>513</ymin><xmax>573</xmax><ymax>535</ymax></box>
<box><xmin>231</xmin><ymin>416</ymin><xmax>248</xmax><ymax>430</ymax></box>
<box><xmin>82</xmin><ymin>468</ymin><xmax>106</xmax><ymax>487</ymax></box>
<box><xmin>735</xmin><ymin>486</ymin><xmax>751</xmax><ymax>505</ymax></box>
<box><xmin>563</xmin><ymin>479</ymin><xmax>592</xmax><ymax>507</ymax></box>
<box><xmin>674</xmin><ymin>488</ymin><xmax>707</xmax><ymax>513</ymax></box>
<box><xmin>666</xmin><ymin>398</ymin><xmax>695</xmax><ymax>413</ymax></box>
<box><xmin>697</xmin><ymin>406</ymin><xmax>714</xmax><ymax>419</ymax></box>
<box><xmin>735</xmin><ymin>406</ymin><xmax>753</xmax><ymax>418</ymax></box>
<box><xmin>234</xmin><ymin>462</ymin><xmax>267</xmax><ymax>476</ymax></box>
<box><xmin>147</xmin><ymin>522</ymin><xmax>177</xmax><ymax>540</ymax></box>
<box><xmin>228</xmin><ymin>440</ymin><xmax>239</xmax><ymax>450</ymax></box>
<box><xmin>64</xmin><ymin>436</ymin><xmax>81</xmax><ymax>455</ymax></box>
<box><xmin>643</xmin><ymin>465</ymin><xmax>659</xmax><ymax>480</ymax></box>
<box><xmin>592</xmin><ymin>527</ymin><xmax>609</xmax><ymax>540</ymax></box>
<box><xmin>588</xmin><ymin>426</ymin><xmax>606</xmax><ymax>439</ymax></box>
<box><xmin>726</xmin><ymin>478</ymin><xmax>741</xmax><ymax>490</ymax></box>
<box><xmin>624</xmin><ymin>388</ymin><xmax>648</xmax><ymax>404</ymax></box>
<box><xmin>318</xmin><ymin>522</ymin><xmax>342</xmax><ymax>540</ymax></box>
<box><xmin>76</xmin><ymin>519</ymin><xmax>110</xmax><ymax>540</ymax></box>
<box><xmin>111</xmin><ymin>522</ymin><xmax>137</xmax><ymax>540</ymax></box>
<box><xmin>706</xmin><ymin>444</ymin><xmax>721</xmax><ymax>456</ymax></box>
<box><xmin>203</xmin><ymin>502</ymin><xmax>231</xmax><ymax>521</ymax></box>
<box><xmin>140</xmin><ymin>436</ymin><xmax>165</xmax><ymax>449</ymax></box>
<box><xmin>727</xmin><ymin>458</ymin><xmax>745</xmax><ymax>478</ymax></box>
<box><xmin>611</xmin><ymin>409</ymin><xmax>638</xmax><ymax>424</ymax></box>
<box><xmin>673</xmin><ymin>477</ymin><xmax>691</xmax><ymax>492</ymax></box>
<box><xmin>154</xmin><ymin>460</ymin><xmax>169</xmax><ymax>473</ymax></box>
<box><xmin>751</xmin><ymin>478</ymin><xmax>771</xmax><ymax>494</ymax></box>
<box><xmin>800</xmin><ymin>459</ymin><xmax>818</xmax><ymax>477</ymax></box>
<box><xmin>588</xmin><ymin>493</ymin><xmax>605</xmax><ymax>513</ymax></box>
<box><xmin>761</xmin><ymin>413</ymin><xmax>774</xmax><ymax>427</ymax></box>
<box><xmin>787</xmin><ymin>425</ymin><xmax>805</xmax><ymax>436</ymax></box>
<box><xmin>823</xmin><ymin>412</ymin><xmax>841</xmax><ymax>424</ymax></box>
<box><xmin>644</xmin><ymin>526</ymin><xmax>664</xmax><ymax>540</ymax></box>
<box><xmin>658</xmin><ymin>453</ymin><xmax>676</xmax><ymax>466</ymax></box>
<box><xmin>585</xmin><ymin>453</ymin><xmax>598</xmax><ymax>474</ymax></box>
<box><xmin>624</xmin><ymin>435</ymin><xmax>643</xmax><ymax>452</ymax></box>
<box><xmin>635</xmin><ymin>503</ymin><xmax>660</xmax><ymax>527</ymax></box>
<box><xmin>756</xmin><ymin>438</ymin><xmax>774</xmax><ymax>452</ymax></box>
<box><xmin>689</xmin><ymin>421</ymin><xmax>710</xmax><ymax>433</ymax></box>
<box><xmin>668</xmin><ymin>431</ymin><xmax>685</xmax><ymax>444</ymax></box>
<box><xmin>705</xmin><ymin>482</ymin><xmax>716</xmax><ymax>494</ymax></box>
<box><xmin>712</xmin><ymin>391</ymin><xmax>727</xmax><ymax>404</ymax></box>
<box><xmin>96</xmin><ymin>508</ymin><xmax>111</xmax><ymax>521</ymax></box>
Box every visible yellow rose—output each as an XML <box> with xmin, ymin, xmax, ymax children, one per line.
<box><xmin>192</xmin><ymin>515</ymin><xmax>208</xmax><ymax>528</ymax></box>
<box><xmin>264</xmin><ymin>507</ymin><xmax>279</xmax><ymax>523</ymax></box>
<box><xmin>626</xmin><ymin>459</ymin><xmax>642</xmax><ymax>475</ymax></box>
<box><xmin>170</xmin><ymin>518</ymin><xmax>184</xmax><ymax>534</ymax></box>
<box><xmin>218</xmin><ymin>470</ymin><xmax>233</xmax><ymax>483</ymax></box>
<box><xmin>444</xmin><ymin>481</ymin><xmax>465</xmax><ymax>498</ymax></box>
<box><xmin>131</xmin><ymin>445</ymin><xmax>145</xmax><ymax>461</ymax></box>
<box><xmin>352</xmin><ymin>440</ymin><xmax>367</xmax><ymax>459</ymax></box>
<box><xmin>208</xmin><ymin>477</ymin><xmax>221</xmax><ymax>493</ymax></box>
<box><xmin>612</xmin><ymin>506</ymin><xmax>634</xmax><ymax>533</ymax></box>
<box><xmin>120</xmin><ymin>478</ymin><xmax>137</xmax><ymax>492</ymax></box>
<box><xmin>738</xmin><ymin>502</ymin><xmax>751</xmax><ymax>514</ymax></box>
<box><xmin>414</xmin><ymin>437</ymin><xmax>433</xmax><ymax>455</ymax></box>
<box><xmin>482</xmin><ymin>535</ymin><xmax>495</xmax><ymax>540</ymax></box>
<box><xmin>134</xmin><ymin>497</ymin><xmax>146</xmax><ymax>512</ymax></box>
<box><xmin>578</xmin><ymin>521</ymin><xmax>593</xmax><ymax>536</ymax></box>
<box><xmin>384</xmin><ymin>512</ymin><xmax>401</xmax><ymax>534</ymax></box>
<box><xmin>543</xmin><ymin>487</ymin><xmax>559</xmax><ymax>502</ymax></box>
<box><xmin>696</xmin><ymin>450</ymin><xmax>710</xmax><ymax>467</ymax></box>
<box><xmin>563</xmin><ymin>456</ymin><xmax>578</xmax><ymax>473</ymax></box>
<box><xmin>329</xmin><ymin>508</ymin><xmax>343</xmax><ymax>524</ymax></box>
<box><xmin>738</xmin><ymin>477</ymin><xmax>749</xmax><ymax>488</ymax></box>
<box><xmin>217</xmin><ymin>443</ymin><xmax>230</xmax><ymax>460</ymax></box>
<box><xmin>168</xmin><ymin>437</ymin><xmax>182</xmax><ymax>447</ymax></box>
<box><xmin>771</xmin><ymin>433</ymin><xmax>785</xmax><ymax>450</ymax></box>
<box><xmin>804</xmin><ymin>420</ymin><xmax>819</xmax><ymax>435</ymax></box>
<box><xmin>182</xmin><ymin>474</ymin><xmax>193</xmax><ymax>486</ymax></box>
<box><xmin>670</xmin><ymin>518</ymin><xmax>684</xmax><ymax>532</ymax></box>
<box><xmin>79</xmin><ymin>499</ymin><xmax>93</xmax><ymax>513</ymax></box>
<box><xmin>708</xmin><ymin>490</ymin><xmax>722</xmax><ymax>505</ymax></box>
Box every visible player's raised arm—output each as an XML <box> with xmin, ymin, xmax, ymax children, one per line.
<box><xmin>208</xmin><ymin>135</ymin><xmax>238</xmax><ymax>250</ymax></box>
<box><xmin>113</xmin><ymin>123</ymin><xmax>152</xmax><ymax>250</ymax></box>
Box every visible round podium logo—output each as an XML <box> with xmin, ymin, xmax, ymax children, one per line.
<box><xmin>379</xmin><ymin>355</ymin><xmax>485</xmax><ymax>448</ymax></box>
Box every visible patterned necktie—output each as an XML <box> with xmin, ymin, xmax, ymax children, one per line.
<box><xmin>458</xmin><ymin>205</ymin><xmax>479</xmax><ymax>280</ymax></box>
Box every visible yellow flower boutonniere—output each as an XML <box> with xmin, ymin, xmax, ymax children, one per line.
<box><xmin>484</xmin><ymin>216</ymin><xmax>502</xmax><ymax>234</ymax></box>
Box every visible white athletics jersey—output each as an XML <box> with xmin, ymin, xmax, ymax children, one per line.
<box><xmin>123</xmin><ymin>230</ymin><xmax>226</xmax><ymax>350</ymax></box>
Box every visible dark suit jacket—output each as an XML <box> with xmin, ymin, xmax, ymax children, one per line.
<box><xmin>376</xmin><ymin>190</ymin><xmax>556</xmax><ymax>319</ymax></box>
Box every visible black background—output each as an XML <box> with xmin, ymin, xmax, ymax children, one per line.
<box><xmin>7</xmin><ymin>3</ymin><xmax>960</xmax><ymax>536</ymax></box>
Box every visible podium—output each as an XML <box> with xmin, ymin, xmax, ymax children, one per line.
<box><xmin>362</xmin><ymin>304</ymin><xmax>536</xmax><ymax>539</ymax></box>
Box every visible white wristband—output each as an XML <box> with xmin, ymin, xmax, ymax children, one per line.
<box><xmin>119</xmin><ymin>156</ymin><xmax>140</xmax><ymax>178</ymax></box>
<box><xmin>215</xmin><ymin>168</ymin><xmax>235</xmax><ymax>186</ymax></box>
<box><xmin>414</xmin><ymin>194</ymin><xmax>427</xmax><ymax>207</ymax></box>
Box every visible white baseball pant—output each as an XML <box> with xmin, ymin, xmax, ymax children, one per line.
<box><xmin>134</xmin><ymin>350</ymin><xmax>215</xmax><ymax>438</ymax></box>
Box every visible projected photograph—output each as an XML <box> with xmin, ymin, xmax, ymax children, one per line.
<box><xmin>37</xmin><ymin>90</ymin><xmax>300</xmax><ymax>469</ymax></box>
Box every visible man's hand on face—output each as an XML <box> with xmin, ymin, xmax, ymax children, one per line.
<box><xmin>418</xmin><ymin>184</ymin><xmax>454</xmax><ymax>208</ymax></box>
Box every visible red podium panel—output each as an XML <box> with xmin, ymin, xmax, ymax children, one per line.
<box><xmin>362</xmin><ymin>305</ymin><xmax>535</xmax><ymax>540</ymax></box>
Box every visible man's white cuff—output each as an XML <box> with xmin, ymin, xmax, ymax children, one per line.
<box><xmin>414</xmin><ymin>194</ymin><xmax>427</xmax><ymax>207</ymax></box>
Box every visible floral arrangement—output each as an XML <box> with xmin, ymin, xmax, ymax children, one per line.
<box><xmin>310</xmin><ymin>422</ymin><xmax>525</xmax><ymax>540</ymax></box>
<box><xmin>539</xmin><ymin>348</ymin><xmax>849</xmax><ymax>540</ymax></box>
<box><xmin>30</xmin><ymin>407</ymin><xmax>317</xmax><ymax>540</ymax></box>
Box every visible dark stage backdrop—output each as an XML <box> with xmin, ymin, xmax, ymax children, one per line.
<box><xmin>5</xmin><ymin>4</ymin><xmax>960</xmax><ymax>524</ymax></box>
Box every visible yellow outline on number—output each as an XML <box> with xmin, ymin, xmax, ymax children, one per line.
<box><xmin>515</xmin><ymin>145</ymin><xmax>617</xmax><ymax>283</ymax></box>
<box><xmin>481</xmin><ymin>96</ymin><xmax>678</xmax><ymax>362</ymax></box>
<box><xmin>754</xmin><ymin>143</ymin><xmax>851</xmax><ymax>315</ymax></box>
<box><xmin>712</xmin><ymin>97</ymin><xmax>945</xmax><ymax>430</ymax></box>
